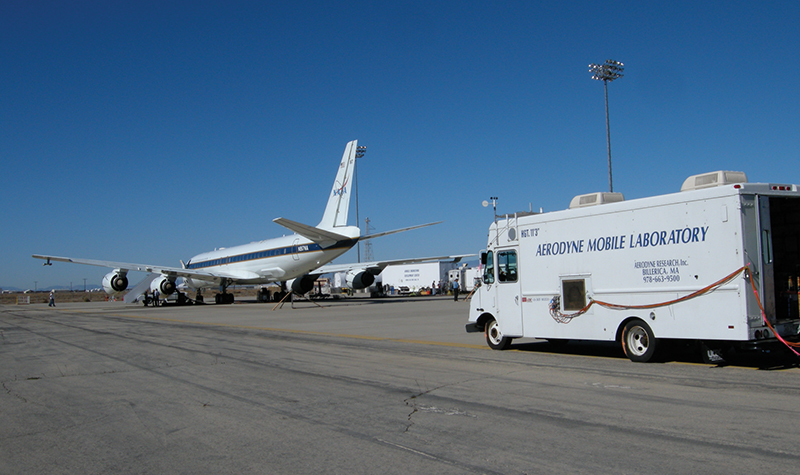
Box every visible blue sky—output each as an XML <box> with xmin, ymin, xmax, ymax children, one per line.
<box><xmin>2</xmin><ymin>1</ymin><xmax>798</xmax><ymax>290</ymax></box>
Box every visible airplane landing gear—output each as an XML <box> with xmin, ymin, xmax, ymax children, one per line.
<box><xmin>214</xmin><ymin>282</ymin><xmax>235</xmax><ymax>305</ymax></box>
<box><xmin>257</xmin><ymin>287</ymin><xmax>271</xmax><ymax>302</ymax></box>
<box><xmin>215</xmin><ymin>292</ymin><xmax>235</xmax><ymax>304</ymax></box>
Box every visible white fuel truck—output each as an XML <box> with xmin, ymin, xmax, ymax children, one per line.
<box><xmin>466</xmin><ymin>171</ymin><xmax>800</xmax><ymax>362</ymax></box>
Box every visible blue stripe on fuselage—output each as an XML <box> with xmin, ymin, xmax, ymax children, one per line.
<box><xmin>186</xmin><ymin>239</ymin><xmax>358</xmax><ymax>270</ymax></box>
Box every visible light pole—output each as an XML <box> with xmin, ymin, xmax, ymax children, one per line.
<box><xmin>354</xmin><ymin>145</ymin><xmax>367</xmax><ymax>263</ymax></box>
<box><xmin>589</xmin><ymin>59</ymin><xmax>624</xmax><ymax>192</ymax></box>
<box><xmin>482</xmin><ymin>196</ymin><xmax>498</xmax><ymax>245</ymax></box>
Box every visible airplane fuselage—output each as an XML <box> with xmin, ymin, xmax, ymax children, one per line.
<box><xmin>183</xmin><ymin>225</ymin><xmax>361</xmax><ymax>288</ymax></box>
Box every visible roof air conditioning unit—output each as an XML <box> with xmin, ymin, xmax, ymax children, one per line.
<box><xmin>681</xmin><ymin>171</ymin><xmax>747</xmax><ymax>192</ymax></box>
<box><xmin>569</xmin><ymin>192</ymin><xmax>625</xmax><ymax>209</ymax></box>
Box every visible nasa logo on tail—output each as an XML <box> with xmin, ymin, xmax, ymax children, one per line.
<box><xmin>333</xmin><ymin>177</ymin><xmax>348</xmax><ymax>196</ymax></box>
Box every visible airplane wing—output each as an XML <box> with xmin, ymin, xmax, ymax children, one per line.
<box><xmin>358</xmin><ymin>221</ymin><xmax>443</xmax><ymax>241</ymax></box>
<box><xmin>31</xmin><ymin>254</ymin><xmax>263</xmax><ymax>284</ymax></box>
<box><xmin>313</xmin><ymin>253</ymin><xmax>475</xmax><ymax>276</ymax></box>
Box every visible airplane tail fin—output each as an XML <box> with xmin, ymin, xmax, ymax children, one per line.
<box><xmin>317</xmin><ymin>140</ymin><xmax>361</xmax><ymax>230</ymax></box>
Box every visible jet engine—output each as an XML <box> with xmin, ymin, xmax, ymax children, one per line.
<box><xmin>150</xmin><ymin>275</ymin><xmax>177</xmax><ymax>296</ymax></box>
<box><xmin>183</xmin><ymin>277</ymin><xmax>211</xmax><ymax>291</ymax></box>
<box><xmin>346</xmin><ymin>269</ymin><xmax>375</xmax><ymax>289</ymax></box>
<box><xmin>102</xmin><ymin>270</ymin><xmax>129</xmax><ymax>296</ymax></box>
<box><xmin>287</xmin><ymin>275</ymin><xmax>316</xmax><ymax>294</ymax></box>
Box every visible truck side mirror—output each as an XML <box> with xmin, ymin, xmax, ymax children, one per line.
<box><xmin>480</xmin><ymin>252</ymin><xmax>487</xmax><ymax>265</ymax></box>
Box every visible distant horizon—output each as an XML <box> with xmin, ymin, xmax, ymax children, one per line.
<box><xmin>3</xmin><ymin>256</ymin><xmax>482</xmax><ymax>293</ymax></box>
<box><xmin>1</xmin><ymin>285</ymin><xmax>104</xmax><ymax>293</ymax></box>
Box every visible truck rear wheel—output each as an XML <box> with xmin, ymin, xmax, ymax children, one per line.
<box><xmin>485</xmin><ymin>318</ymin><xmax>512</xmax><ymax>350</ymax></box>
<box><xmin>621</xmin><ymin>319</ymin><xmax>658</xmax><ymax>362</ymax></box>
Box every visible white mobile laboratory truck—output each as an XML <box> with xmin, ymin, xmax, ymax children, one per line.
<box><xmin>466</xmin><ymin>171</ymin><xmax>800</xmax><ymax>362</ymax></box>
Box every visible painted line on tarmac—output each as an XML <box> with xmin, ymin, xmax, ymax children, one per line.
<box><xmin>103</xmin><ymin>312</ymin><xmax>489</xmax><ymax>350</ymax></box>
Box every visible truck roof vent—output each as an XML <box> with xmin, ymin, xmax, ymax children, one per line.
<box><xmin>680</xmin><ymin>171</ymin><xmax>748</xmax><ymax>192</ymax></box>
<box><xmin>569</xmin><ymin>192</ymin><xmax>625</xmax><ymax>209</ymax></box>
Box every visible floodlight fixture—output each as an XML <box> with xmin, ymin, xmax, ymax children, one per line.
<box><xmin>589</xmin><ymin>59</ymin><xmax>624</xmax><ymax>192</ymax></box>
<box><xmin>589</xmin><ymin>60</ymin><xmax>624</xmax><ymax>82</ymax></box>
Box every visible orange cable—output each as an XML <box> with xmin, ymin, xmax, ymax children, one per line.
<box><xmin>551</xmin><ymin>266</ymin><xmax>746</xmax><ymax>322</ymax></box>
<box><xmin>592</xmin><ymin>266</ymin><xmax>747</xmax><ymax>311</ymax></box>
<box><xmin>745</xmin><ymin>267</ymin><xmax>800</xmax><ymax>354</ymax></box>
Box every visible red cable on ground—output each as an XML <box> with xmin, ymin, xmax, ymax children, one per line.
<box><xmin>745</xmin><ymin>267</ymin><xmax>800</xmax><ymax>356</ymax></box>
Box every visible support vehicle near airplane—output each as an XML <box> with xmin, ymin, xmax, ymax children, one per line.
<box><xmin>448</xmin><ymin>265</ymin><xmax>481</xmax><ymax>292</ymax></box>
<box><xmin>34</xmin><ymin>140</ymin><xmax>470</xmax><ymax>304</ymax></box>
<box><xmin>466</xmin><ymin>171</ymin><xmax>800</xmax><ymax>362</ymax></box>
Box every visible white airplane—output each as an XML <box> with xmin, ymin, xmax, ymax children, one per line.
<box><xmin>34</xmin><ymin>140</ymin><xmax>470</xmax><ymax>304</ymax></box>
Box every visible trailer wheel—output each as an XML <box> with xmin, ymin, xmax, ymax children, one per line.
<box><xmin>621</xmin><ymin>320</ymin><xmax>658</xmax><ymax>362</ymax></box>
<box><xmin>485</xmin><ymin>318</ymin><xmax>512</xmax><ymax>350</ymax></box>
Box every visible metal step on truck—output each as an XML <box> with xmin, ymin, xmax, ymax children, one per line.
<box><xmin>466</xmin><ymin>171</ymin><xmax>800</xmax><ymax>362</ymax></box>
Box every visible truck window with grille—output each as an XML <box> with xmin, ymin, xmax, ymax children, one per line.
<box><xmin>562</xmin><ymin>279</ymin><xmax>586</xmax><ymax>311</ymax></box>
<box><xmin>497</xmin><ymin>251</ymin><xmax>518</xmax><ymax>282</ymax></box>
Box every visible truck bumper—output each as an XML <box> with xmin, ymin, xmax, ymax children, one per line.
<box><xmin>465</xmin><ymin>322</ymin><xmax>482</xmax><ymax>333</ymax></box>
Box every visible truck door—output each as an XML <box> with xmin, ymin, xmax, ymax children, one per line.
<box><xmin>742</xmin><ymin>194</ymin><xmax>776</xmax><ymax>323</ymax></box>
<box><xmin>766</xmin><ymin>196</ymin><xmax>800</xmax><ymax>321</ymax></box>
<box><xmin>495</xmin><ymin>249</ymin><xmax>523</xmax><ymax>336</ymax></box>
<box><xmin>474</xmin><ymin>250</ymin><xmax>494</xmax><ymax>312</ymax></box>
<box><xmin>757</xmin><ymin>196</ymin><xmax>776</xmax><ymax>321</ymax></box>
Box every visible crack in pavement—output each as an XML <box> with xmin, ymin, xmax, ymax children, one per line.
<box><xmin>2</xmin><ymin>377</ymin><xmax>29</xmax><ymax>403</ymax></box>
<box><xmin>403</xmin><ymin>379</ymin><xmax>480</xmax><ymax>433</ymax></box>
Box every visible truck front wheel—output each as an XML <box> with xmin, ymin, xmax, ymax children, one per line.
<box><xmin>621</xmin><ymin>319</ymin><xmax>658</xmax><ymax>362</ymax></box>
<box><xmin>485</xmin><ymin>318</ymin><xmax>512</xmax><ymax>350</ymax></box>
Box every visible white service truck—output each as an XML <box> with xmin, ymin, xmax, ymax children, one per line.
<box><xmin>466</xmin><ymin>171</ymin><xmax>800</xmax><ymax>362</ymax></box>
<box><xmin>381</xmin><ymin>262</ymin><xmax>448</xmax><ymax>293</ymax></box>
<box><xmin>448</xmin><ymin>266</ymin><xmax>481</xmax><ymax>292</ymax></box>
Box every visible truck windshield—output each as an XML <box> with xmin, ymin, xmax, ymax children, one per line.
<box><xmin>483</xmin><ymin>251</ymin><xmax>494</xmax><ymax>284</ymax></box>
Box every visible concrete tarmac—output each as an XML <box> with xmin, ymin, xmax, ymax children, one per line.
<box><xmin>2</xmin><ymin>297</ymin><xmax>800</xmax><ymax>474</ymax></box>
